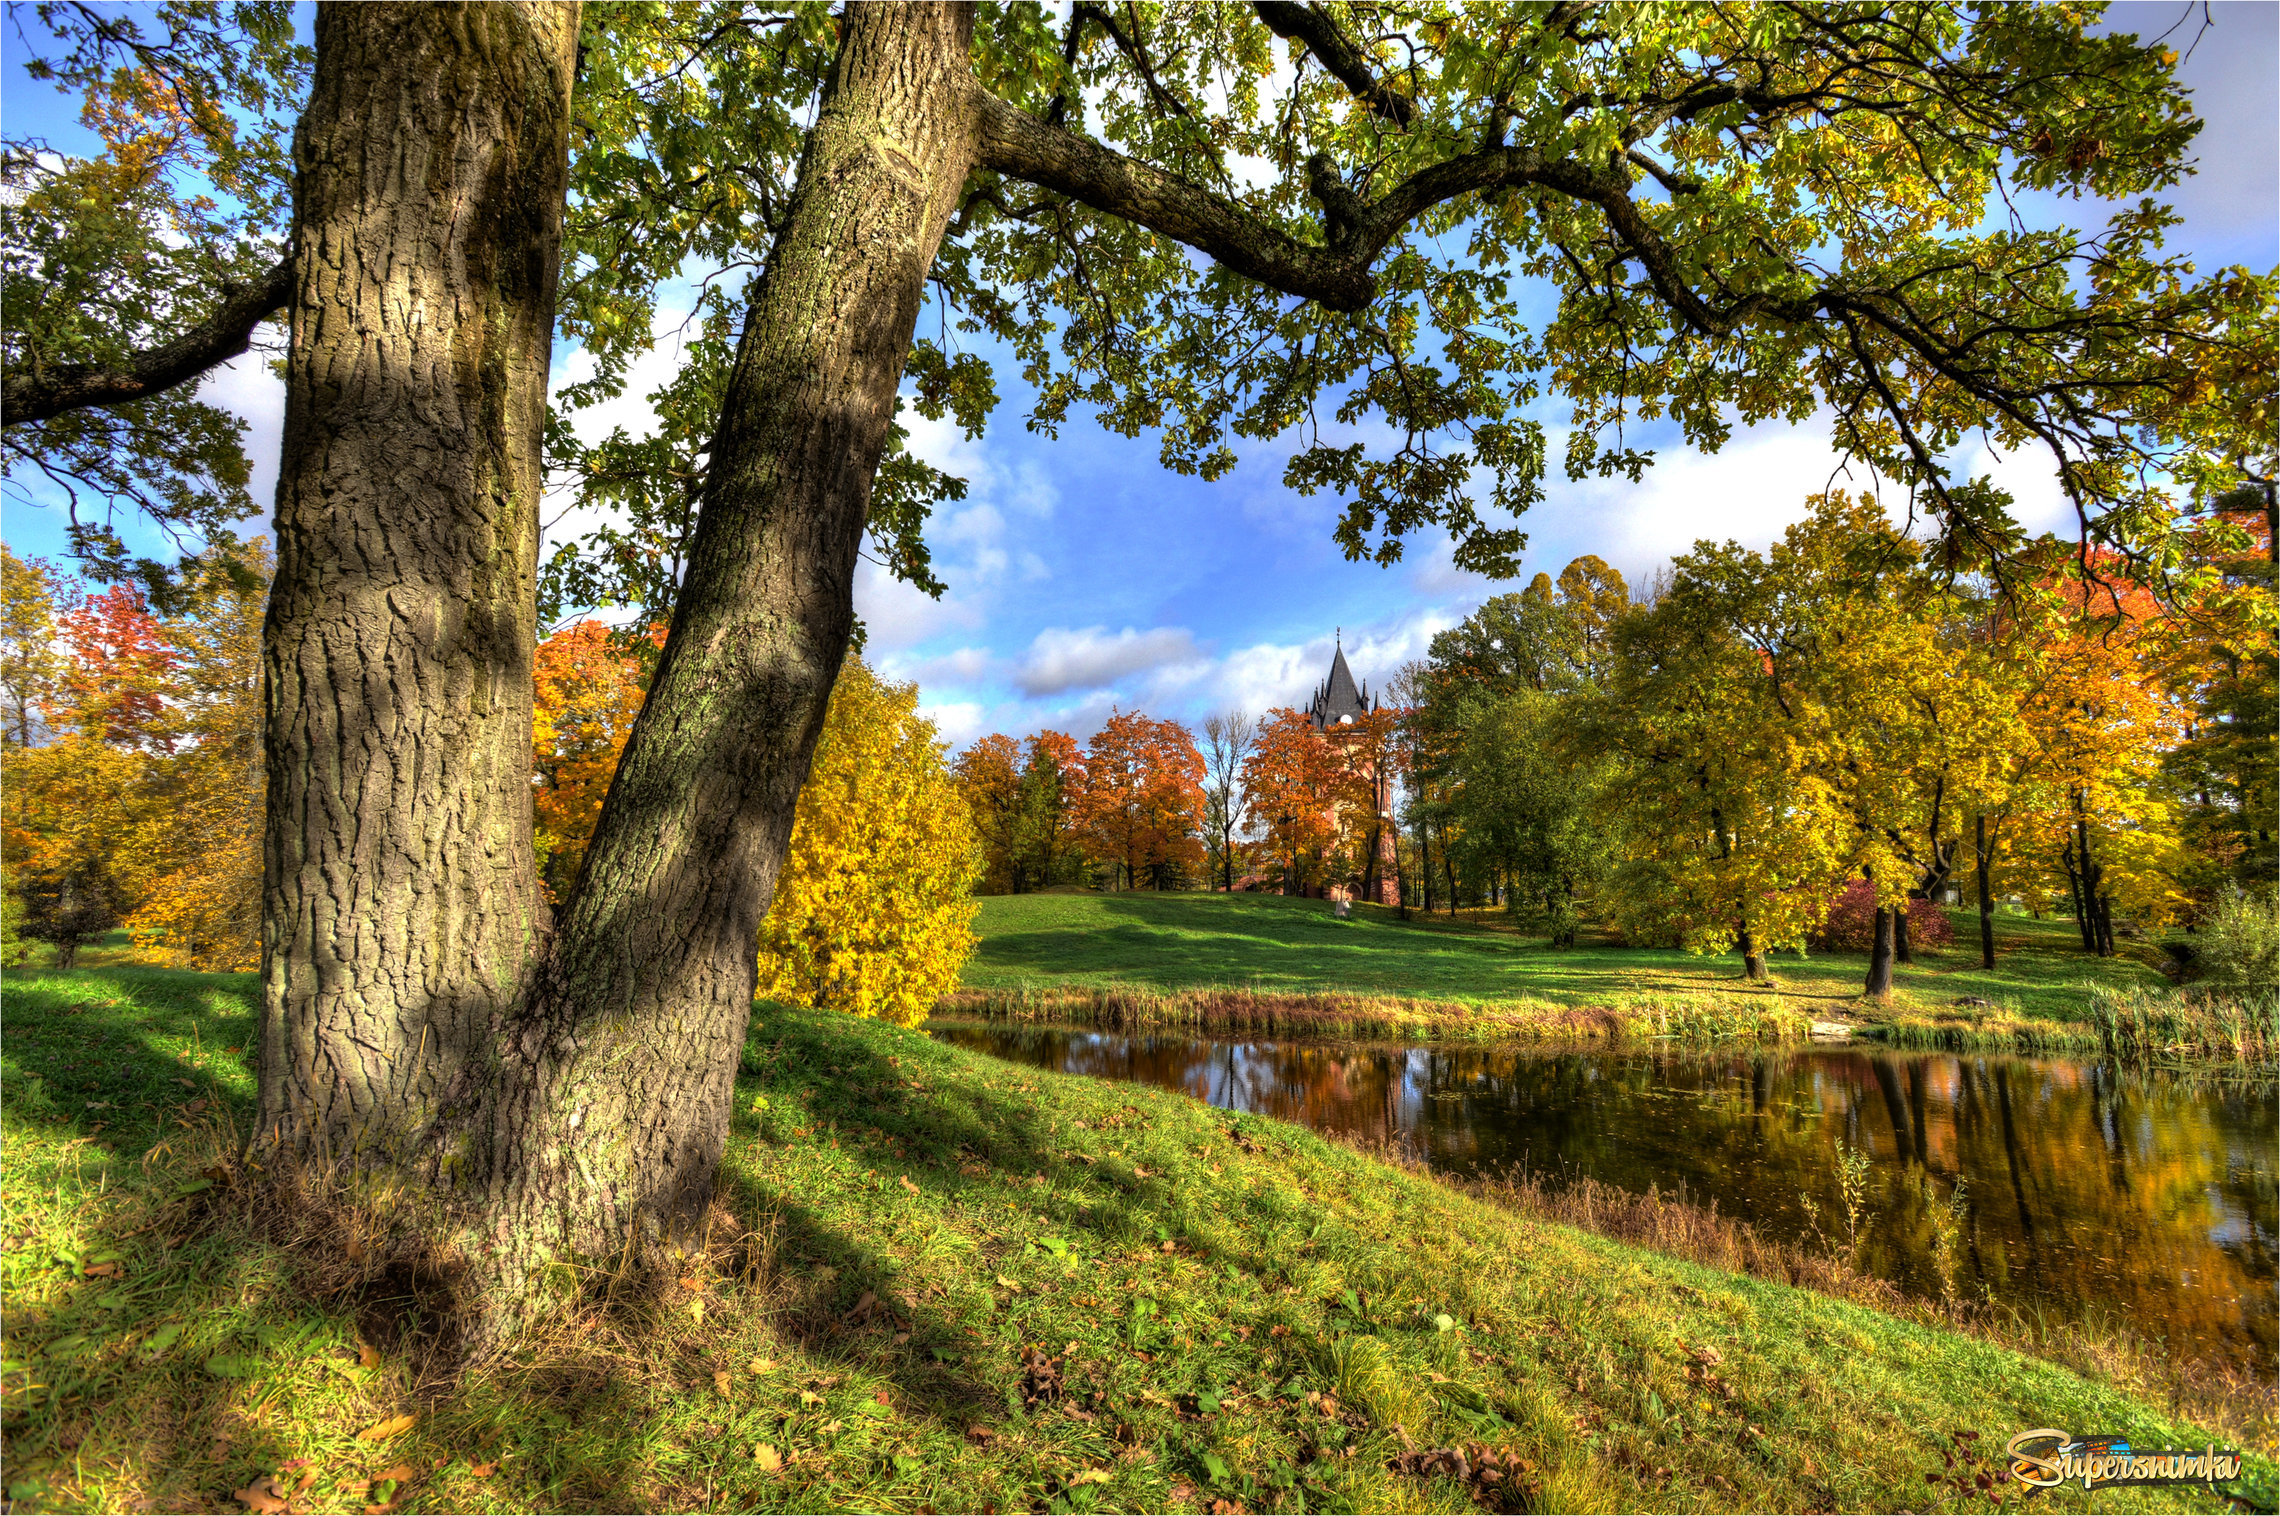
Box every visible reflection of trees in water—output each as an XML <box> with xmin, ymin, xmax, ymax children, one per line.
<box><xmin>935</xmin><ymin>1024</ymin><xmax>2276</xmax><ymax>1373</ymax></box>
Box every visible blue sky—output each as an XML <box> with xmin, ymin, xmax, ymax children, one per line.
<box><xmin>5</xmin><ymin>2</ymin><xmax>2274</xmax><ymax>749</ymax></box>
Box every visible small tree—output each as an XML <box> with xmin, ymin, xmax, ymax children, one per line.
<box><xmin>17</xmin><ymin>853</ymin><xmax>122</xmax><ymax>968</ymax></box>
<box><xmin>1200</xmin><ymin>710</ymin><xmax>1256</xmax><ymax>892</ymax></box>
<box><xmin>756</xmin><ymin>660</ymin><xmax>981</xmax><ymax>1029</ymax></box>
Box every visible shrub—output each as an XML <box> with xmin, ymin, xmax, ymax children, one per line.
<box><xmin>756</xmin><ymin>659</ymin><xmax>982</xmax><ymax>1027</ymax></box>
<box><xmin>1814</xmin><ymin>879</ymin><xmax>1954</xmax><ymax>951</ymax></box>
<box><xmin>2191</xmin><ymin>885</ymin><xmax>2279</xmax><ymax>994</ymax></box>
<box><xmin>15</xmin><ymin>853</ymin><xmax>123</xmax><ymax>968</ymax></box>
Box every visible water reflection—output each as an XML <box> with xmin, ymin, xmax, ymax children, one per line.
<box><xmin>930</xmin><ymin>1024</ymin><xmax>2277</xmax><ymax>1375</ymax></box>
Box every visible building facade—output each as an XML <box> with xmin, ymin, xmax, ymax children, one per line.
<box><xmin>1303</xmin><ymin>641</ymin><xmax>1400</xmax><ymax>907</ymax></box>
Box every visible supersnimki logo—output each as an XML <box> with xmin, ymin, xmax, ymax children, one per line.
<box><xmin>2005</xmin><ymin>1429</ymin><xmax>2244</xmax><ymax>1494</ymax></box>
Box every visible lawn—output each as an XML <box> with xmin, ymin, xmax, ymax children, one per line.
<box><xmin>959</xmin><ymin>892</ymin><xmax>2196</xmax><ymax>1050</ymax></box>
<box><xmin>3</xmin><ymin>965</ymin><xmax>2268</xmax><ymax>1514</ymax></box>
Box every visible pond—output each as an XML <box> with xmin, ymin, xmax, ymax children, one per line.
<box><xmin>929</xmin><ymin>1023</ymin><xmax>2277</xmax><ymax>1377</ymax></box>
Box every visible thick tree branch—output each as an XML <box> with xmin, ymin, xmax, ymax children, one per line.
<box><xmin>972</xmin><ymin>88</ymin><xmax>1376</xmax><ymax>311</ymax></box>
<box><xmin>1252</xmin><ymin>2</ymin><xmax>1416</xmax><ymax>128</ymax></box>
<box><xmin>1</xmin><ymin>255</ymin><xmax>292</xmax><ymax>426</ymax></box>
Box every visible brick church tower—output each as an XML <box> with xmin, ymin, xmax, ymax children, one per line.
<box><xmin>1304</xmin><ymin>638</ymin><xmax>1401</xmax><ymax>906</ymax></box>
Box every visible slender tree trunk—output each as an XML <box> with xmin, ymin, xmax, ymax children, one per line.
<box><xmin>1975</xmin><ymin>812</ymin><xmax>1996</xmax><ymax>970</ymax></box>
<box><xmin>1894</xmin><ymin>903</ymin><xmax>1914</xmax><ymax>966</ymax></box>
<box><xmin>469</xmin><ymin>3</ymin><xmax>983</xmax><ymax>1283</ymax></box>
<box><xmin>256</xmin><ymin>0</ymin><xmax>578</xmax><ymax>1164</ymax></box>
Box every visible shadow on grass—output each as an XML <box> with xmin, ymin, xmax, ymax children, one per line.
<box><xmin>1</xmin><ymin>978</ymin><xmax>1238</xmax><ymax>1512</ymax></box>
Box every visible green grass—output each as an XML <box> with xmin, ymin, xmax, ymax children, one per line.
<box><xmin>959</xmin><ymin>892</ymin><xmax>2227</xmax><ymax>1054</ymax></box>
<box><xmin>4</xmin><ymin>966</ymin><xmax>2271</xmax><ymax>1513</ymax></box>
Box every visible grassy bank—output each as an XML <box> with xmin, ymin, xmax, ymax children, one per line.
<box><xmin>4</xmin><ymin>966</ymin><xmax>2270</xmax><ymax>1514</ymax></box>
<box><xmin>960</xmin><ymin>893</ymin><xmax>2272</xmax><ymax>1063</ymax></box>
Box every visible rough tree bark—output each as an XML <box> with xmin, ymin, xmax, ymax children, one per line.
<box><xmin>256</xmin><ymin>0</ymin><xmax>577</xmax><ymax>1165</ymax></box>
<box><xmin>468</xmin><ymin>1</ymin><xmax>984</xmax><ymax>1273</ymax></box>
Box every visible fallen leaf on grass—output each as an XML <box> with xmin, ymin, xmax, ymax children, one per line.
<box><xmin>749</xmin><ymin>1357</ymin><xmax>776</xmax><ymax>1374</ymax></box>
<box><xmin>1131</xmin><ymin>1165</ymin><xmax>1153</xmax><ymax>1179</ymax></box>
<box><xmin>753</xmin><ymin>1444</ymin><xmax>783</xmax><ymax>1474</ymax></box>
<box><xmin>966</xmin><ymin>1426</ymin><xmax>996</xmax><ymax>1444</ymax></box>
<box><xmin>470</xmin><ymin>1462</ymin><xmax>498</xmax><ymax>1478</ymax></box>
<box><xmin>373</xmin><ymin>1465</ymin><xmax>416</xmax><ymax>1484</ymax></box>
<box><xmin>1068</xmin><ymin>1469</ymin><xmax>1112</xmax><ymax>1487</ymax></box>
<box><xmin>82</xmin><ymin>1260</ymin><xmax>121</xmax><ymax>1279</ymax></box>
<box><xmin>233</xmin><ymin>1476</ymin><xmax>290</xmax><ymax>1514</ymax></box>
<box><xmin>1019</xmin><ymin>1345</ymin><xmax>1064</xmax><ymax>1409</ymax></box>
<box><xmin>714</xmin><ymin>1369</ymin><xmax>733</xmax><ymax>1397</ymax></box>
<box><xmin>356</xmin><ymin>1339</ymin><xmax>380</xmax><ymax>1369</ymax></box>
<box><xmin>1167</xmin><ymin>1483</ymin><xmax>1195</xmax><ymax>1506</ymax></box>
<box><xmin>356</xmin><ymin>1414</ymin><xmax>416</xmax><ymax>1441</ymax></box>
<box><xmin>900</xmin><ymin>1174</ymin><xmax>920</xmax><ymax>1194</ymax></box>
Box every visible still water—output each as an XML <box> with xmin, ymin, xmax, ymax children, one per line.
<box><xmin>931</xmin><ymin>1023</ymin><xmax>2277</xmax><ymax>1374</ymax></box>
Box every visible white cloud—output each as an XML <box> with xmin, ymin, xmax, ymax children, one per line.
<box><xmin>883</xmin><ymin>645</ymin><xmax>994</xmax><ymax>687</ymax></box>
<box><xmin>1014</xmin><ymin>625</ymin><xmax>1203</xmax><ymax>697</ymax></box>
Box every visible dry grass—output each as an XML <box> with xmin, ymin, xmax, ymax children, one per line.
<box><xmin>939</xmin><ymin>982</ymin><xmax>1809</xmax><ymax>1045</ymax></box>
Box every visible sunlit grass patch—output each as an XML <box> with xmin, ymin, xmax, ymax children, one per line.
<box><xmin>2</xmin><ymin>966</ymin><xmax>2268</xmax><ymax>1513</ymax></box>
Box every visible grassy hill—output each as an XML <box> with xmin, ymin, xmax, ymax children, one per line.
<box><xmin>959</xmin><ymin>891</ymin><xmax>2189</xmax><ymax>1051</ymax></box>
<box><xmin>2</xmin><ymin>965</ymin><xmax>2265</xmax><ymax>1513</ymax></box>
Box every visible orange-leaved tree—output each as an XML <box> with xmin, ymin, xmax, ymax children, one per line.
<box><xmin>1241</xmin><ymin>709</ymin><xmax>1340</xmax><ymax>895</ymax></box>
<box><xmin>531</xmin><ymin>620</ymin><xmax>663</xmax><ymax>902</ymax></box>
<box><xmin>1074</xmin><ymin>711</ymin><xmax>1205</xmax><ymax>889</ymax></box>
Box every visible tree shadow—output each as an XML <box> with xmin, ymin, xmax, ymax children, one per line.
<box><xmin>1</xmin><ymin>982</ymin><xmax>1202</xmax><ymax>1513</ymax></box>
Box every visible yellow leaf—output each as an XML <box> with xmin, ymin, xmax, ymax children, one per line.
<box><xmin>1070</xmin><ymin>1469</ymin><xmax>1113</xmax><ymax>1486</ymax></box>
<box><xmin>713</xmin><ymin>1369</ymin><xmax>732</xmax><ymax>1397</ymax></box>
<box><xmin>749</xmin><ymin>1357</ymin><xmax>776</xmax><ymax>1374</ymax></box>
<box><xmin>356</xmin><ymin>1414</ymin><xmax>416</xmax><ymax>1441</ymax></box>
<box><xmin>754</xmin><ymin>1444</ymin><xmax>783</xmax><ymax>1473</ymax></box>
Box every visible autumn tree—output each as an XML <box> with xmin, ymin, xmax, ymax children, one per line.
<box><xmin>531</xmin><ymin>620</ymin><xmax>661</xmax><ymax>901</ymax></box>
<box><xmin>1</xmin><ymin>548</ymin><xmax>62</xmax><ymax>747</ymax></box>
<box><xmin>1241</xmin><ymin>708</ymin><xmax>1340</xmax><ymax>895</ymax></box>
<box><xmin>127</xmin><ymin>547</ymin><xmax>270</xmax><ymax>971</ymax></box>
<box><xmin>1589</xmin><ymin>581</ymin><xmax>1853</xmax><ymax>983</ymax></box>
<box><xmin>757</xmin><ymin>660</ymin><xmax>980</xmax><ymax>1027</ymax></box>
<box><xmin>8</xmin><ymin>0</ymin><xmax>2272</xmax><ymax>1341</ymax></box>
<box><xmin>1017</xmin><ymin>730</ymin><xmax>1087</xmax><ymax>889</ymax></box>
<box><xmin>1074</xmin><ymin>710</ymin><xmax>1206</xmax><ymax>889</ymax></box>
<box><xmin>954</xmin><ymin>732</ymin><xmax>1027</xmax><ymax>894</ymax></box>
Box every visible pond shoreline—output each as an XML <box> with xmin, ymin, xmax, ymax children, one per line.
<box><xmin>931</xmin><ymin>1018</ymin><xmax>2279</xmax><ymax>1447</ymax></box>
<box><xmin>938</xmin><ymin>981</ymin><xmax>2278</xmax><ymax>1072</ymax></box>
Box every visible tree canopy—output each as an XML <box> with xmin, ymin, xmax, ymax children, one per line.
<box><xmin>11</xmin><ymin>3</ymin><xmax>2270</xmax><ymax>615</ymax></box>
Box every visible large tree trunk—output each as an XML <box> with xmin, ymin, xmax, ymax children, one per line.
<box><xmin>1737</xmin><ymin>919</ymin><xmax>1768</xmax><ymax>984</ymax></box>
<box><xmin>256</xmin><ymin>1</ymin><xmax>577</xmax><ymax>1164</ymax></box>
<box><xmin>472</xmin><ymin>2</ymin><xmax>982</xmax><ymax>1277</ymax></box>
<box><xmin>1864</xmin><ymin>863</ymin><xmax>1896</xmax><ymax>1002</ymax></box>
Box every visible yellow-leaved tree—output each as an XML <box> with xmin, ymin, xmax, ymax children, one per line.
<box><xmin>756</xmin><ymin>659</ymin><xmax>981</xmax><ymax>1027</ymax></box>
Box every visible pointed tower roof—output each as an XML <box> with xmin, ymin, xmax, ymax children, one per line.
<box><xmin>1309</xmin><ymin>639</ymin><xmax>1370</xmax><ymax>729</ymax></box>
